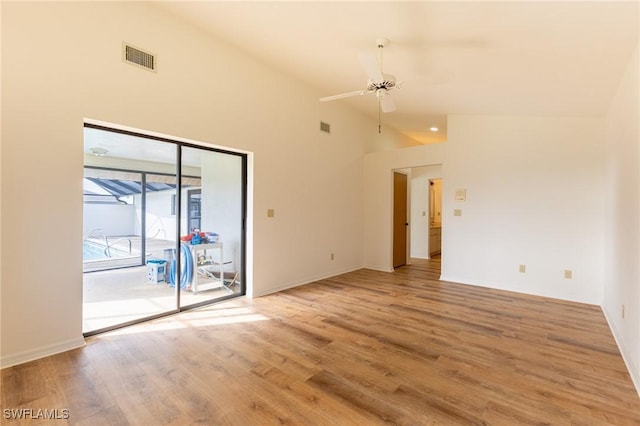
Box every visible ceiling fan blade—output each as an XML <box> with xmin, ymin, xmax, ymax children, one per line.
<box><xmin>379</xmin><ymin>95</ymin><xmax>396</xmax><ymax>113</ymax></box>
<box><xmin>358</xmin><ymin>53</ymin><xmax>383</xmax><ymax>83</ymax></box>
<box><xmin>320</xmin><ymin>90</ymin><xmax>370</xmax><ymax>102</ymax></box>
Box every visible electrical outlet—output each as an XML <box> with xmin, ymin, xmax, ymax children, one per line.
<box><xmin>267</xmin><ymin>209</ymin><xmax>275</xmax><ymax>218</ymax></box>
<box><xmin>519</xmin><ymin>264</ymin><xmax>526</xmax><ymax>273</ymax></box>
<box><xmin>622</xmin><ymin>304</ymin><xmax>625</xmax><ymax>319</ymax></box>
<box><xmin>564</xmin><ymin>269</ymin><xmax>572</xmax><ymax>279</ymax></box>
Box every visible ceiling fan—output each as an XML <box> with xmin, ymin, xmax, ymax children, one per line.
<box><xmin>320</xmin><ymin>38</ymin><xmax>399</xmax><ymax>131</ymax></box>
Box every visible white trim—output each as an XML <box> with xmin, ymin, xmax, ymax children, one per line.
<box><xmin>362</xmin><ymin>264</ymin><xmax>394</xmax><ymax>273</ymax></box>
<box><xmin>602</xmin><ymin>307</ymin><xmax>640</xmax><ymax>397</ymax></box>
<box><xmin>0</xmin><ymin>337</ymin><xmax>86</xmax><ymax>369</ymax></box>
<box><xmin>83</xmin><ymin>118</ymin><xmax>252</xmax><ymax>156</ymax></box>
<box><xmin>443</xmin><ymin>274</ymin><xmax>640</xmax><ymax>397</ymax></box>
<box><xmin>252</xmin><ymin>266</ymin><xmax>362</xmax><ymax>298</ymax></box>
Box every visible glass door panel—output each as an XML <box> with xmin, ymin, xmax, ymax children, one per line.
<box><xmin>83</xmin><ymin>127</ymin><xmax>179</xmax><ymax>333</ymax></box>
<box><xmin>179</xmin><ymin>147</ymin><xmax>244</xmax><ymax>308</ymax></box>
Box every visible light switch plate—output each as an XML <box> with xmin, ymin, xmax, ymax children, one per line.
<box><xmin>453</xmin><ymin>209</ymin><xmax>462</xmax><ymax>216</ymax></box>
<box><xmin>267</xmin><ymin>209</ymin><xmax>275</xmax><ymax>218</ymax></box>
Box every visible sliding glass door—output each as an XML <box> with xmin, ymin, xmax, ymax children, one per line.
<box><xmin>83</xmin><ymin>124</ymin><xmax>246</xmax><ymax>335</ymax></box>
<box><xmin>179</xmin><ymin>147</ymin><xmax>244</xmax><ymax>308</ymax></box>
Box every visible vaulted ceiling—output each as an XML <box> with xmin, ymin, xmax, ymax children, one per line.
<box><xmin>156</xmin><ymin>1</ymin><xmax>638</xmax><ymax>144</ymax></box>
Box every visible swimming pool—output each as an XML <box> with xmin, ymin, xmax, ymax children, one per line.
<box><xmin>83</xmin><ymin>242</ymin><xmax>132</xmax><ymax>261</ymax></box>
<box><xmin>83</xmin><ymin>243</ymin><xmax>109</xmax><ymax>261</ymax></box>
<box><xmin>83</xmin><ymin>238</ymin><xmax>143</xmax><ymax>272</ymax></box>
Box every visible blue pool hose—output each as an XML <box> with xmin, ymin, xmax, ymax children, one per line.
<box><xmin>169</xmin><ymin>243</ymin><xmax>193</xmax><ymax>289</ymax></box>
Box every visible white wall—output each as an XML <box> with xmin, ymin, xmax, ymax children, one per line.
<box><xmin>83</xmin><ymin>204</ymin><xmax>137</xmax><ymax>237</ymax></box>
<box><xmin>441</xmin><ymin>115</ymin><xmax>605</xmax><ymax>305</ymax></box>
<box><xmin>603</xmin><ymin>44</ymin><xmax>640</xmax><ymax>395</ymax></box>
<box><xmin>201</xmin><ymin>152</ymin><xmax>242</xmax><ymax>273</ymax></box>
<box><xmin>143</xmin><ymin>190</ymin><xmax>177</xmax><ymax>242</ymax></box>
<box><xmin>0</xmin><ymin>2</ymin><xmax>386</xmax><ymax>366</ymax></box>
<box><xmin>410</xmin><ymin>165</ymin><xmax>443</xmax><ymax>259</ymax></box>
<box><xmin>365</xmin><ymin>130</ymin><xmax>423</xmax><ymax>154</ymax></box>
<box><xmin>363</xmin><ymin>144</ymin><xmax>445</xmax><ymax>271</ymax></box>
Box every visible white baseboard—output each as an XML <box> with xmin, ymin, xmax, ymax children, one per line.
<box><xmin>442</xmin><ymin>276</ymin><xmax>639</xmax><ymax>397</ymax></box>
<box><xmin>253</xmin><ymin>266</ymin><xmax>363</xmax><ymax>298</ymax></box>
<box><xmin>439</xmin><ymin>275</ymin><xmax>487</xmax><ymax>288</ymax></box>
<box><xmin>0</xmin><ymin>337</ymin><xmax>86</xmax><ymax>369</ymax></box>
<box><xmin>602</xmin><ymin>307</ymin><xmax>640</xmax><ymax>398</ymax></box>
<box><xmin>362</xmin><ymin>264</ymin><xmax>394</xmax><ymax>273</ymax></box>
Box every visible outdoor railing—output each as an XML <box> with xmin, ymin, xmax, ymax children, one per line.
<box><xmin>84</xmin><ymin>229</ymin><xmax>133</xmax><ymax>258</ymax></box>
<box><xmin>104</xmin><ymin>237</ymin><xmax>132</xmax><ymax>258</ymax></box>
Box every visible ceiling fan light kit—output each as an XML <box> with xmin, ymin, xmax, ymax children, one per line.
<box><xmin>320</xmin><ymin>37</ymin><xmax>399</xmax><ymax>132</ymax></box>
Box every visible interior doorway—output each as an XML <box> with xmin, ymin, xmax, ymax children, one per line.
<box><xmin>407</xmin><ymin>165</ymin><xmax>443</xmax><ymax>264</ymax></box>
<box><xmin>393</xmin><ymin>171</ymin><xmax>408</xmax><ymax>268</ymax></box>
<box><xmin>429</xmin><ymin>179</ymin><xmax>442</xmax><ymax>257</ymax></box>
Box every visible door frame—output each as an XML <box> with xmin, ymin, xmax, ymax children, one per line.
<box><xmin>428</xmin><ymin>178</ymin><xmax>443</xmax><ymax>257</ymax></box>
<box><xmin>83</xmin><ymin>122</ymin><xmax>248</xmax><ymax>336</ymax></box>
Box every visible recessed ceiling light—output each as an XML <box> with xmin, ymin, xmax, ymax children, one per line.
<box><xmin>430</xmin><ymin>127</ymin><xmax>439</xmax><ymax>132</ymax></box>
<box><xmin>90</xmin><ymin>147</ymin><xmax>108</xmax><ymax>157</ymax></box>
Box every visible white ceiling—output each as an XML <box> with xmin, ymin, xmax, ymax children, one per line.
<box><xmin>155</xmin><ymin>1</ymin><xmax>638</xmax><ymax>144</ymax></box>
<box><xmin>84</xmin><ymin>127</ymin><xmax>205</xmax><ymax>168</ymax></box>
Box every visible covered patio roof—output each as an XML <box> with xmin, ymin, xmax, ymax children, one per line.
<box><xmin>84</xmin><ymin>167</ymin><xmax>201</xmax><ymax>203</ymax></box>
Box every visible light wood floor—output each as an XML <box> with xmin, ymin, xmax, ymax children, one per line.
<box><xmin>3</xmin><ymin>259</ymin><xmax>640</xmax><ymax>425</ymax></box>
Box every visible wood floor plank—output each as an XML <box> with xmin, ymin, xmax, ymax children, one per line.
<box><xmin>2</xmin><ymin>259</ymin><xmax>640</xmax><ymax>424</ymax></box>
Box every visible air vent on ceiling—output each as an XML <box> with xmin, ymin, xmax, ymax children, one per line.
<box><xmin>320</xmin><ymin>121</ymin><xmax>331</xmax><ymax>134</ymax></box>
<box><xmin>123</xmin><ymin>42</ymin><xmax>156</xmax><ymax>72</ymax></box>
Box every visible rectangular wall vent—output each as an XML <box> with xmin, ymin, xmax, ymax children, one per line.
<box><xmin>320</xmin><ymin>121</ymin><xmax>331</xmax><ymax>134</ymax></box>
<box><xmin>123</xmin><ymin>42</ymin><xmax>156</xmax><ymax>72</ymax></box>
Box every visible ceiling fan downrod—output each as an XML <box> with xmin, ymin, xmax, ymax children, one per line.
<box><xmin>376</xmin><ymin>37</ymin><xmax>388</xmax><ymax>73</ymax></box>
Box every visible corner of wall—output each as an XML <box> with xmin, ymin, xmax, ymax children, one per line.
<box><xmin>602</xmin><ymin>41</ymin><xmax>640</xmax><ymax>398</ymax></box>
<box><xmin>1</xmin><ymin>337</ymin><xmax>86</xmax><ymax>370</ymax></box>
<box><xmin>602</xmin><ymin>307</ymin><xmax>640</xmax><ymax>397</ymax></box>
